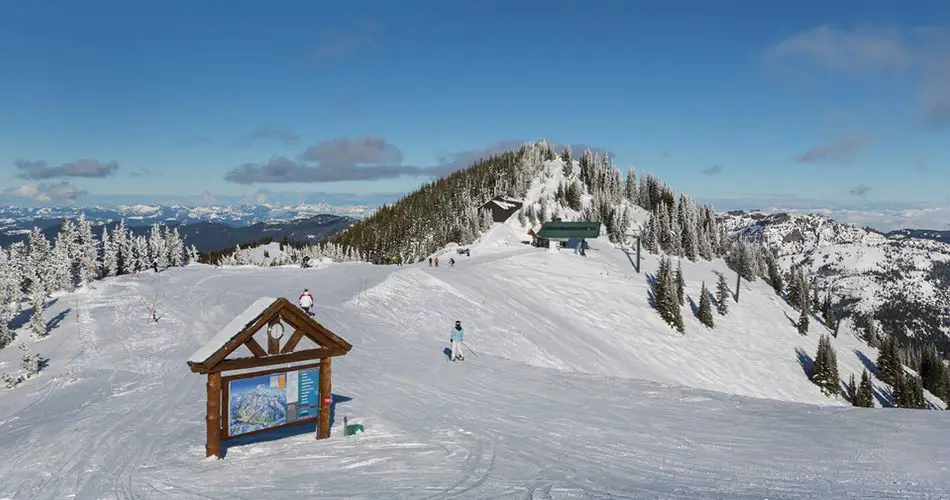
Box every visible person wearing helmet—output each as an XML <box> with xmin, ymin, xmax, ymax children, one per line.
<box><xmin>449</xmin><ymin>320</ymin><xmax>464</xmax><ymax>361</ymax></box>
<box><xmin>299</xmin><ymin>288</ymin><xmax>314</xmax><ymax>317</ymax></box>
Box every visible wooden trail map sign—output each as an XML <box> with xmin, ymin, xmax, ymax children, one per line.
<box><xmin>187</xmin><ymin>297</ymin><xmax>352</xmax><ymax>458</ymax></box>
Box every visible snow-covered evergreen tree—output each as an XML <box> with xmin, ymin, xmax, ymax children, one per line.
<box><xmin>665</xmin><ymin>259</ymin><xmax>685</xmax><ymax>333</ymax></box>
<box><xmin>624</xmin><ymin>169</ymin><xmax>638</xmax><ymax>206</ymax></box>
<box><xmin>19</xmin><ymin>342</ymin><xmax>41</xmax><ymax>378</ymax></box>
<box><xmin>28</xmin><ymin>277</ymin><xmax>47</xmax><ymax>340</ymax></box>
<box><xmin>187</xmin><ymin>245</ymin><xmax>200</xmax><ymax>264</ymax></box>
<box><xmin>797</xmin><ymin>309</ymin><xmax>809</xmax><ymax>335</ymax></box>
<box><xmin>165</xmin><ymin>227</ymin><xmax>185</xmax><ymax>267</ymax></box>
<box><xmin>50</xmin><ymin>224</ymin><xmax>74</xmax><ymax>292</ymax></box>
<box><xmin>766</xmin><ymin>252</ymin><xmax>783</xmax><ymax>296</ymax></box>
<box><xmin>645</xmin><ymin>210</ymin><xmax>659</xmax><ymax>253</ymax></box>
<box><xmin>811</xmin><ymin>334</ymin><xmax>839</xmax><ymax>396</ymax></box>
<box><xmin>697</xmin><ymin>281</ymin><xmax>714</xmax><ymax>328</ymax></box>
<box><xmin>715</xmin><ymin>272</ymin><xmax>730</xmax><ymax>315</ymax></box>
<box><xmin>847</xmin><ymin>374</ymin><xmax>857</xmax><ymax>404</ymax></box>
<box><xmin>133</xmin><ymin>235</ymin><xmax>149</xmax><ymax>272</ymax></box>
<box><xmin>149</xmin><ymin>224</ymin><xmax>169</xmax><ymax>269</ymax></box>
<box><xmin>75</xmin><ymin>213</ymin><xmax>98</xmax><ymax>287</ymax></box>
<box><xmin>102</xmin><ymin>226</ymin><xmax>118</xmax><ymax>277</ymax></box>
<box><xmin>652</xmin><ymin>257</ymin><xmax>669</xmax><ymax>316</ymax></box>
<box><xmin>675</xmin><ymin>260</ymin><xmax>685</xmax><ymax>306</ymax></box>
<box><xmin>678</xmin><ymin>195</ymin><xmax>699</xmax><ymax>261</ymax></box>
<box><xmin>856</xmin><ymin>369</ymin><xmax>875</xmax><ymax>407</ymax></box>
<box><xmin>891</xmin><ymin>371</ymin><xmax>906</xmax><ymax>408</ymax></box>
<box><xmin>876</xmin><ymin>336</ymin><xmax>900</xmax><ymax>386</ymax></box>
<box><xmin>653</xmin><ymin>256</ymin><xmax>684</xmax><ymax>333</ymax></box>
<box><xmin>0</xmin><ymin>318</ymin><xmax>12</xmax><ymax>350</ymax></box>
<box><xmin>27</xmin><ymin>227</ymin><xmax>52</xmax><ymax>294</ymax></box>
<box><xmin>0</xmin><ymin>249</ymin><xmax>14</xmax><ymax>349</ymax></box>
<box><xmin>116</xmin><ymin>219</ymin><xmax>133</xmax><ymax>274</ymax></box>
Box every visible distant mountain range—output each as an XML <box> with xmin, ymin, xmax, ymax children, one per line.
<box><xmin>0</xmin><ymin>202</ymin><xmax>370</xmax><ymax>227</ymax></box>
<box><xmin>885</xmin><ymin>229</ymin><xmax>950</xmax><ymax>244</ymax></box>
<box><xmin>0</xmin><ymin>204</ymin><xmax>360</xmax><ymax>253</ymax></box>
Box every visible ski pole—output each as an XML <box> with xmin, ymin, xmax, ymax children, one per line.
<box><xmin>462</xmin><ymin>342</ymin><xmax>480</xmax><ymax>358</ymax></box>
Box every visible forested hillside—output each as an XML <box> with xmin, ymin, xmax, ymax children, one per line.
<box><xmin>328</xmin><ymin>140</ymin><xmax>730</xmax><ymax>266</ymax></box>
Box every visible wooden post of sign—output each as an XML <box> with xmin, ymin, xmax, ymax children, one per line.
<box><xmin>318</xmin><ymin>358</ymin><xmax>332</xmax><ymax>439</ymax></box>
<box><xmin>206</xmin><ymin>372</ymin><xmax>222</xmax><ymax>458</ymax></box>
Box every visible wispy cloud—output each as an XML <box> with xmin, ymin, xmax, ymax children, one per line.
<box><xmin>850</xmin><ymin>184</ymin><xmax>872</xmax><ymax>197</ymax></box>
<box><xmin>14</xmin><ymin>158</ymin><xmax>118</xmax><ymax>180</ymax></box>
<box><xmin>765</xmin><ymin>24</ymin><xmax>950</xmax><ymax>129</ymax></box>
<box><xmin>3</xmin><ymin>181</ymin><xmax>87</xmax><ymax>204</ymax></box>
<box><xmin>243</xmin><ymin>125</ymin><xmax>301</xmax><ymax>147</ymax></box>
<box><xmin>224</xmin><ymin>138</ymin><xmax>611</xmax><ymax>185</ymax></box>
<box><xmin>920</xmin><ymin>55</ymin><xmax>950</xmax><ymax>128</ymax></box>
<box><xmin>765</xmin><ymin>24</ymin><xmax>916</xmax><ymax>74</ymax></box>
<box><xmin>311</xmin><ymin>20</ymin><xmax>380</xmax><ymax>61</ymax></box>
<box><xmin>793</xmin><ymin>134</ymin><xmax>868</xmax><ymax>164</ymax></box>
<box><xmin>702</xmin><ymin>164</ymin><xmax>723</xmax><ymax>175</ymax></box>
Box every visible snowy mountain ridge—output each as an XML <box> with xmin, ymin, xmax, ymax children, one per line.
<box><xmin>721</xmin><ymin>210</ymin><xmax>950</xmax><ymax>352</ymax></box>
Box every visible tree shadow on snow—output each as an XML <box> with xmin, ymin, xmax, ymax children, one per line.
<box><xmin>688</xmin><ymin>295</ymin><xmax>699</xmax><ymax>317</ymax></box>
<box><xmin>646</xmin><ymin>273</ymin><xmax>658</xmax><ymax>309</ymax></box>
<box><xmin>853</xmin><ymin>350</ymin><xmax>880</xmax><ymax>377</ymax></box>
<box><xmin>795</xmin><ymin>347</ymin><xmax>814</xmax><ymax>378</ymax></box>
<box><xmin>782</xmin><ymin>311</ymin><xmax>798</xmax><ymax>329</ymax></box>
<box><xmin>45</xmin><ymin>308</ymin><xmax>71</xmax><ymax>331</ymax></box>
<box><xmin>220</xmin><ymin>393</ymin><xmax>354</xmax><ymax>458</ymax></box>
<box><xmin>9</xmin><ymin>298</ymin><xmax>59</xmax><ymax>330</ymax></box>
<box><xmin>872</xmin><ymin>386</ymin><xmax>893</xmax><ymax>408</ymax></box>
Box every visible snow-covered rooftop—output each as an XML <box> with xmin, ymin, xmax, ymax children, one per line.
<box><xmin>187</xmin><ymin>296</ymin><xmax>277</xmax><ymax>364</ymax></box>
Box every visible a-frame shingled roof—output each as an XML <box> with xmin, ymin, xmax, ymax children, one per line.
<box><xmin>186</xmin><ymin>296</ymin><xmax>352</xmax><ymax>374</ymax></box>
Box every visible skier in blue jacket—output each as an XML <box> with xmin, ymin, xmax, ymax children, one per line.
<box><xmin>449</xmin><ymin>320</ymin><xmax>464</xmax><ymax>361</ymax></box>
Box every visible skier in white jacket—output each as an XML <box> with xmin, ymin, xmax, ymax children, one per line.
<box><xmin>298</xmin><ymin>289</ymin><xmax>314</xmax><ymax>316</ymax></box>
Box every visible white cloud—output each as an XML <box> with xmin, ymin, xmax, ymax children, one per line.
<box><xmin>2</xmin><ymin>181</ymin><xmax>86</xmax><ymax>204</ymax></box>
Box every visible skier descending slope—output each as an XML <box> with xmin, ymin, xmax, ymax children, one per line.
<box><xmin>449</xmin><ymin>320</ymin><xmax>464</xmax><ymax>361</ymax></box>
<box><xmin>298</xmin><ymin>288</ymin><xmax>314</xmax><ymax>317</ymax></box>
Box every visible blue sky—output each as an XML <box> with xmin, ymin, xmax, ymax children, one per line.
<box><xmin>1</xmin><ymin>0</ymin><xmax>948</xmax><ymax>210</ymax></box>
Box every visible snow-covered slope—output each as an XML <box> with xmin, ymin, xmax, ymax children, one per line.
<box><xmin>722</xmin><ymin>211</ymin><xmax>950</xmax><ymax>349</ymax></box>
<box><xmin>2</xmin><ymin>220</ymin><xmax>949</xmax><ymax>498</ymax></box>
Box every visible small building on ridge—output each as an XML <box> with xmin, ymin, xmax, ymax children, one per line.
<box><xmin>480</xmin><ymin>196</ymin><xmax>524</xmax><ymax>223</ymax></box>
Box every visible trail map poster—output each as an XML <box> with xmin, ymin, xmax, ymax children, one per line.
<box><xmin>227</xmin><ymin>367</ymin><xmax>320</xmax><ymax>437</ymax></box>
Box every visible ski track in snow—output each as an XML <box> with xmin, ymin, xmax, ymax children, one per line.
<box><xmin>1</xmin><ymin>227</ymin><xmax>949</xmax><ymax>499</ymax></box>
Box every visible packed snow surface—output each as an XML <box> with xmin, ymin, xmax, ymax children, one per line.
<box><xmin>1</xmin><ymin>223</ymin><xmax>949</xmax><ymax>499</ymax></box>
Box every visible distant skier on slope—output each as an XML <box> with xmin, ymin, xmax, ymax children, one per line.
<box><xmin>299</xmin><ymin>288</ymin><xmax>314</xmax><ymax>317</ymax></box>
<box><xmin>449</xmin><ymin>320</ymin><xmax>464</xmax><ymax>361</ymax></box>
